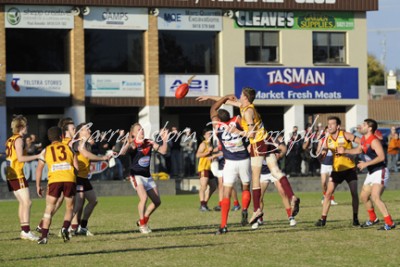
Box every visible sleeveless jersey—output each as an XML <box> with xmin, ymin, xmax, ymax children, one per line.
<box><xmin>45</xmin><ymin>141</ymin><xmax>75</xmax><ymax>184</ymax></box>
<box><xmin>198</xmin><ymin>140</ymin><xmax>212</xmax><ymax>172</ymax></box>
<box><xmin>129</xmin><ymin>139</ymin><xmax>153</xmax><ymax>177</ymax></box>
<box><xmin>73</xmin><ymin>141</ymin><xmax>91</xmax><ymax>179</ymax></box>
<box><xmin>5</xmin><ymin>134</ymin><xmax>25</xmax><ymax>180</ymax></box>
<box><xmin>240</xmin><ymin>104</ymin><xmax>268</xmax><ymax>144</ymax></box>
<box><xmin>361</xmin><ymin>134</ymin><xmax>386</xmax><ymax>174</ymax></box>
<box><xmin>216</xmin><ymin>116</ymin><xmax>249</xmax><ymax>161</ymax></box>
<box><xmin>326</xmin><ymin>130</ymin><xmax>355</xmax><ymax>172</ymax></box>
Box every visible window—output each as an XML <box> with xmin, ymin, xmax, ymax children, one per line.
<box><xmin>313</xmin><ymin>32</ymin><xmax>346</xmax><ymax>64</ymax></box>
<box><xmin>6</xmin><ymin>29</ymin><xmax>70</xmax><ymax>73</ymax></box>
<box><xmin>159</xmin><ymin>31</ymin><xmax>217</xmax><ymax>74</ymax></box>
<box><xmin>85</xmin><ymin>30</ymin><xmax>143</xmax><ymax>74</ymax></box>
<box><xmin>245</xmin><ymin>31</ymin><xmax>279</xmax><ymax>64</ymax></box>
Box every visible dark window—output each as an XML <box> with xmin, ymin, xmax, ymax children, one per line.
<box><xmin>245</xmin><ymin>31</ymin><xmax>279</xmax><ymax>64</ymax></box>
<box><xmin>159</xmin><ymin>31</ymin><xmax>217</xmax><ymax>74</ymax></box>
<box><xmin>6</xmin><ymin>29</ymin><xmax>70</xmax><ymax>73</ymax></box>
<box><xmin>313</xmin><ymin>32</ymin><xmax>346</xmax><ymax>64</ymax></box>
<box><xmin>85</xmin><ymin>30</ymin><xmax>143</xmax><ymax>74</ymax></box>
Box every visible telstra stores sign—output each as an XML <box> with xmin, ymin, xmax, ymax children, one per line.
<box><xmin>235</xmin><ymin>67</ymin><xmax>358</xmax><ymax>100</ymax></box>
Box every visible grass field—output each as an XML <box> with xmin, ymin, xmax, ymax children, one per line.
<box><xmin>1</xmin><ymin>190</ymin><xmax>400</xmax><ymax>267</ymax></box>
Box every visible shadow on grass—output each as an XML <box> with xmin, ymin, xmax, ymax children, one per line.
<box><xmin>7</xmin><ymin>243</ymin><xmax>224</xmax><ymax>262</ymax></box>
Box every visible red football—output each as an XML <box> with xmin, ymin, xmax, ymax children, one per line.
<box><xmin>175</xmin><ymin>83</ymin><xmax>189</xmax><ymax>99</ymax></box>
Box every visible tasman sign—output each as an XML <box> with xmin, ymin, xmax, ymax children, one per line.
<box><xmin>235</xmin><ymin>67</ymin><xmax>359</xmax><ymax>100</ymax></box>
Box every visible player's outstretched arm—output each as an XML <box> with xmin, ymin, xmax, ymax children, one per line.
<box><xmin>197</xmin><ymin>95</ymin><xmax>241</xmax><ymax>107</ymax></box>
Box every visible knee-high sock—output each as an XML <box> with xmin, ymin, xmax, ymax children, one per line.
<box><xmin>279</xmin><ymin>176</ymin><xmax>294</xmax><ymax>199</ymax></box>
<box><xmin>220</xmin><ymin>198</ymin><xmax>230</xmax><ymax>228</ymax></box>
<box><xmin>242</xmin><ymin>190</ymin><xmax>251</xmax><ymax>211</ymax></box>
<box><xmin>252</xmin><ymin>189</ymin><xmax>261</xmax><ymax>211</ymax></box>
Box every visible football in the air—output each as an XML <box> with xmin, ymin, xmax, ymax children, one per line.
<box><xmin>175</xmin><ymin>83</ymin><xmax>189</xmax><ymax>99</ymax></box>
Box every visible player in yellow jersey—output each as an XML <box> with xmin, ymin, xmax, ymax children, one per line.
<box><xmin>5</xmin><ymin>115</ymin><xmax>40</xmax><ymax>241</ymax></box>
<box><xmin>315</xmin><ymin>116</ymin><xmax>360</xmax><ymax>227</ymax></box>
<box><xmin>196</xmin><ymin>128</ymin><xmax>217</xmax><ymax>211</ymax></box>
<box><xmin>70</xmin><ymin>123</ymin><xmax>111</xmax><ymax>236</ymax></box>
<box><xmin>35</xmin><ymin>126</ymin><xmax>78</xmax><ymax>244</ymax></box>
<box><xmin>197</xmin><ymin>88</ymin><xmax>300</xmax><ymax>226</ymax></box>
<box><xmin>36</xmin><ymin>117</ymin><xmax>75</xmax><ymax>233</ymax></box>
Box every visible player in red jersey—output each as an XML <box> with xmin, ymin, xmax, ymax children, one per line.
<box><xmin>338</xmin><ymin>119</ymin><xmax>395</xmax><ymax>230</ymax></box>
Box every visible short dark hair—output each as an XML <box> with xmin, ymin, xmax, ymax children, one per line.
<box><xmin>75</xmin><ymin>122</ymin><xmax>88</xmax><ymax>138</ymax></box>
<box><xmin>242</xmin><ymin>87</ymin><xmax>256</xmax><ymax>103</ymax></box>
<box><xmin>327</xmin><ymin>116</ymin><xmax>341</xmax><ymax>126</ymax></box>
<box><xmin>48</xmin><ymin>126</ymin><xmax>62</xmax><ymax>142</ymax></box>
<box><xmin>364</xmin><ymin>118</ymin><xmax>378</xmax><ymax>133</ymax></box>
<box><xmin>58</xmin><ymin>117</ymin><xmax>74</xmax><ymax>133</ymax></box>
<box><xmin>218</xmin><ymin>109</ymin><xmax>230</xmax><ymax>122</ymax></box>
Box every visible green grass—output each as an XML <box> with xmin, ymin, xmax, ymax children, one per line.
<box><xmin>1</xmin><ymin>191</ymin><xmax>400</xmax><ymax>267</ymax></box>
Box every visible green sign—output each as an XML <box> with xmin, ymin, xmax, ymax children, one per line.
<box><xmin>234</xmin><ymin>11</ymin><xmax>354</xmax><ymax>30</ymax></box>
<box><xmin>295</xmin><ymin>12</ymin><xmax>354</xmax><ymax>30</ymax></box>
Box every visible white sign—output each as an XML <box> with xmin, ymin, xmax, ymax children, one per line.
<box><xmin>158</xmin><ymin>9</ymin><xmax>222</xmax><ymax>31</ymax></box>
<box><xmin>84</xmin><ymin>7</ymin><xmax>148</xmax><ymax>30</ymax></box>
<box><xmin>5</xmin><ymin>5</ymin><xmax>74</xmax><ymax>29</ymax></box>
<box><xmin>85</xmin><ymin>75</ymin><xmax>145</xmax><ymax>97</ymax></box>
<box><xmin>160</xmin><ymin>75</ymin><xmax>219</xmax><ymax>97</ymax></box>
<box><xmin>6</xmin><ymin>74</ymin><xmax>71</xmax><ymax>97</ymax></box>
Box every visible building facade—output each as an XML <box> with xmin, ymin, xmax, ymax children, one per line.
<box><xmin>0</xmin><ymin>0</ymin><xmax>378</xmax><ymax>151</ymax></box>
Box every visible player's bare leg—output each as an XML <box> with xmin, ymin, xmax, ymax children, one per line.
<box><xmin>15</xmin><ymin>188</ymin><xmax>38</xmax><ymax>241</ymax></box>
<box><xmin>199</xmin><ymin>176</ymin><xmax>210</xmax><ymax>211</ymax></box>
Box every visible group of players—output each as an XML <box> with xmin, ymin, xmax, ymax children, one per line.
<box><xmin>5</xmin><ymin>87</ymin><xmax>396</xmax><ymax>244</ymax></box>
<box><xmin>195</xmin><ymin>88</ymin><xmax>395</xmax><ymax>233</ymax></box>
<box><xmin>5</xmin><ymin>115</ymin><xmax>169</xmax><ymax>244</ymax></box>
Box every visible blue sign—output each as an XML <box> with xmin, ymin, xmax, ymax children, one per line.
<box><xmin>235</xmin><ymin>67</ymin><xmax>358</xmax><ymax>100</ymax></box>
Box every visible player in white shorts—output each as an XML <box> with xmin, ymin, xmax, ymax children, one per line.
<box><xmin>338</xmin><ymin>118</ymin><xmax>395</xmax><ymax>230</ymax></box>
<box><xmin>254</xmin><ymin>133</ymin><xmax>296</xmax><ymax>229</ymax></box>
<box><xmin>317</xmin><ymin>127</ymin><xmax>338</xmax><ymax>206</ymax></box>
<box><xmin>123</xmin><ymin>123</ymin><xmax>169</xmax><ymax>234</ymax></box>
<box><xmin>200</xmin><ymin>95</ymin><xmax>252</xmax><ymax>235</ymax></box>
<box><xmin>211</xmin><ymin>151</ymin><xmax>241</xmax><ymax>212</ymax></box>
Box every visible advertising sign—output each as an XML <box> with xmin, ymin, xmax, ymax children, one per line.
<box><xmin>5</xmin><ymin>5</ymin><xmax>74</xmax><ymax>29</ymax></box>
<box><xmin>85</xmin><ymin>75</ymin><xmax>145</xmax><ymax>97</ymax></box>
<box><xmin>84</xmin><ymin>7</ymin><xmax>148</xmax><ymax>30</ymax></box>
<box><xmin>234</xmin><ymin>11</ymin><xmax>354</xmax><ymax>30</ymax></box>
<box><xmin>158</xmin><ymin>9</ymin><xmax>222</xmax><ymax>31</ymax></box>
<box><xmin>235</xmin><ymin>67</ymin><xmax>358</xmax><ymax>100</ymax></box>
<box><xmin>160</xmin><ymin>75</ymin><xmax>219</xmax><ymax>97</ymax></box>
<box><xmin>6</xmin><ymin>74</ymin><xmax>71</xmax><ymax>97</ymax></box>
